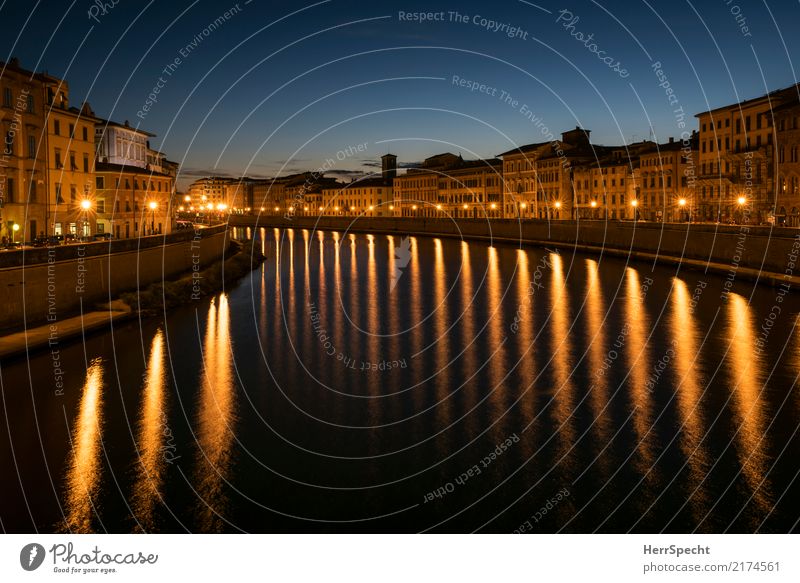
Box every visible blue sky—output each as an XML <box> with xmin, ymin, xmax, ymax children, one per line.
<box><xmin>2</xmin><ymin>0</ymin><xmax>799</xmax><ymax>190</ymax></box>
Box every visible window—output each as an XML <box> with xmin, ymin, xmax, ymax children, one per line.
<box><xmin>83</xmin><ymin>154</ymin><xmax>89</xmax><ymax>173</ymax></box>
<box><xmin>26</xmin><ymin>94</ymin><xmax>34</xmax><ymax>113</ymax></box>
<box><xmin>69</xmin><ymin>123</ymin><xmax>74</xmax><ymax>137</ymax></box>
<box><xmin>28</xmin><ymin>136</ymin><xmax>36</xmax><ymax>158</ymax></box>
<box><xmin>70</xmin><ymin>184</ymin><xmax>77</xmax><ymax>201</ymax></box>
<box><xmin>55</xmin><ymin>149</ymin><xmax>62</xmax><ymax>168</ymax></box>
<box><xmin>54</xmin><ymin>120</ymin><xmax>60</xmax><ymax>135</ymax></box>
<box><xmin>29</xmin><ymin>181</ymin><xmax>37</xmax><ymax>202</ymax></box>
<box><xmin>2</xmin><ymin>87</ymin><xmax>12</xmax><ymax>107</ymax></box>
<box><xmin>70</xmin><ymin>152</ymin><xmax>76</xmax><ymax>170</ymax></box>
<box><xmin>4</xmin><ymin>131</ymin><xmax>13</xmax><ymax>155</ymax></box>
<box><xmin>56</xmin><ymin>183</ymin><xmax>63</xmax><ymax>203</ymax></box>
<box><xmin>96</xmin><ymin>199</ymin><xmax>105</xmax><ymax>213</ymax></box>
<box><xmin>96</xmin><ymin>176</ymin><xmax>105</xmax><ymax>189</ymax></box>
<box><xmin>82</xmin><ymin>127</ymin><xmax>88</xmax><ymax>141</ymax></box>
<box><xmin>6</xmin><ymin>178</ymin><xmax>14</xmax><ymax>202</ymax></box>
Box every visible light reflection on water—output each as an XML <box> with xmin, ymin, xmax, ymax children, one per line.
<box><xmin>3</xmin><ymin>227</ymin><xmax>799</xmax><ymax>533</ymax></box>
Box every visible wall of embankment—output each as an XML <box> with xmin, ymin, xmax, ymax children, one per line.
<box><xmin>0</xmin><ymin>225</ymin><xmax>229</xmax><ymax>330</ymax></box>
<box><xmin>229</xmin><ymin>216</ymin><xmax>800</xmax><ymax>284</ymax></box>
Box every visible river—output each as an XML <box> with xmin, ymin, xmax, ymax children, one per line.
<box><xmin>1</xmin><ymin>227</ymin><xmax>798</xmax><ymax>533</ymax></box>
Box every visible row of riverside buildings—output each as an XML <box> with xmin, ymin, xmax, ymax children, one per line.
<box><xmin>187</xmin><ymin>82</ymin><xmax>800</xmax><ymax>228</ymax></box>
<box><xmin>6</xmin><ymin>52</ymin><xmax>800</xmax><ymax>241</ymax></box>
<box><xmin>0</xmin><ymin>58</ymin><xmax>177</xmax><ymax>243</ymax></box>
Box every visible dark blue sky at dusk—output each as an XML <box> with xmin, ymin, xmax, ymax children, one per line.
<box><xmin>2</xmin><ymin>0</ymin><xmax>799</xmax><ymax>190</ymax></box>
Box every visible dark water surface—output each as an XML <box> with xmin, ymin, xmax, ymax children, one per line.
<box><xmin>2</xmin><ymin>227</ymin><xmax>799</xmax><ymax>533</ymax></box>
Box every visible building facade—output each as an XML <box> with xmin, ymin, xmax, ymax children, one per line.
<box><xmin>0</xmin><ymin>58</ymin><xmax>48</xmax><ymax>242</ymax></box>
<box><xmin>393</xmin><ymin>153</ymin><xmax>502</xmax><ymax>218</ymax></box>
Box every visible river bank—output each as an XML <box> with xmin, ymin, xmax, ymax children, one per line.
<box><xmin>0</xmin><ymin>239</ymin><xmax>265</xmax><ymax>361</ymax></box>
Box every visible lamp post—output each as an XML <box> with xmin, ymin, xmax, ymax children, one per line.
<box><xmin>678</xmin><ymin>197</ymin><xmax>687</xmax><ymax>222</ymax></box>
<box><xmin>148</xmin><ymin>201</ymin><xmax>158</xmax><ymax>235</ymax></box>
<box><xmin>11</xmin><ymin>223</ymin><xmax>19</xmax><ymax>244</ymax></box>
<box><xmin>80</xmin><ymin>199</ymin><xmax>92</xmax><ymax>239</ymax></box>
<box><xmin>631</xmin><ymin>198</ymin><xmax>639</xmax><ymax>221</ymax></box>
<box><xmin>736</xmin><ymin>196</ymin><xmax>747</xmax><ymax>224</ymax></box>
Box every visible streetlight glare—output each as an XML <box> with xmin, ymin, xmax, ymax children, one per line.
<box><xmin>678</xmin><ymin>198</ymin><xmax>687</xmax><ymax>207</ymax></box>
<box><xmin>554</xmin><ymin>201</ymin><xmax>562</xmax><ymax>209</ymax></box>
<box><xmin>737</xmin><ymin>196</ymin><xmax>747</xmax><ymax>205</ymax></box>
<box><xmin>149</xmin><ymin>201</ymin><xmax>158</xmax><ymax>210</ymax></box>
<box><xmin>80</xmin><ymin>199</ymin><xmax>92</xmax><ymax>210</ymax></box>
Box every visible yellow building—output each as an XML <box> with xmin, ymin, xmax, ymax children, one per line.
<box><xmin>774</xmin><ymin>92</ymin><xmax>800</xmax><ymax>226</ymax></box>
<box><xmin>635</xmin><ymin>135</ymin><xmax>699</xmax><ymax>222</ymax></box>
<box><xmin>0</xmin><ymin>58</ymin><xmax>47</xmax><ymax>242</ymax></box>
<box><xmin>501</xmin><ymin>127</ymin><xmax>599</xmax><ymax>219</ymax></box>
<box><xmin>94</xmin><ymin>163</ymin><xmax>173</xmax><ymax>238</ymax></box>
<box><xmin>393</xmin><ymin>153</ymin><xmax>501</xmax><ymax>218</ymax></box>
<box><xmin>321</xmin><ymin>177</ymin><xmax>393</xmax><ymax>217</ymax></box>
<box><xmin>572</xmin><ymin>151</ymin><xmax>637</xmax><ymax>220</ymax></box>
<box><xmin>41</xmin><ymin>79</ymin><xmax>100</xmax><ymax>238</ymax></box>
<box><xmin>695</xmin><ymin>91</ymin><xmax>777</xmax><ymax>222</ymax></box>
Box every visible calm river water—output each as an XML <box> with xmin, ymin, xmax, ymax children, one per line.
<box><xmin>1</xmin><ymin>227</ymin><xmax>799</xmax><ymax>533</ymax></box>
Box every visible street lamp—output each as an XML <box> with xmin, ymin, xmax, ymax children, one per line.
<box><xmin>554</xmin><ymin>201</ymin><xmax>562</xmax><ymax>208</ymax></box>
<box><xmin>80</xmin><ymin>199</ymin><xmax>92</xmax><ymax>238</ymax></box>
<box><xmin>630</xmin><ymin>198</ymin><xmax>639</xmax><ymax>221</ymax></box>
<box><xmin>737</xmin><ymin>196</ymin><xmax>747</xmax><ymax>205</ymax></box>
<box><xmin>436</xmin><ymin>204</ymin><xmax>442</xmax><ymax>211</ymax></box>
<box><xmin>148</xmin><ymin>201</ymin><xmax>158</xmax><ymax>235</ymax></box>
<box><xmin>11</xmin><ymin>223</ymin><xmax>19</xmax><ymax>243</ymax></box>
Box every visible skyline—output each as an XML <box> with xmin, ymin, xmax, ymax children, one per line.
<box><xmin>3</xmin><ymin>1</ymin><xmax>800</xmax><ymax>190</ymax></box>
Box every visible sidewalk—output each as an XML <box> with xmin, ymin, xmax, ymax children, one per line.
<box><xmin>0</xmin><ymin>302</ymin><xmax>134</xmax><ymax>361</ymax></box>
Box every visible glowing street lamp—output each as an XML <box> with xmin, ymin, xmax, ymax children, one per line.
<box><xmin>412</xmin><ymin>205</ymin><xmax>418</xmax><ymax>211</ymax></box>
<box><xmin>630</xmin><ymin>199</ymin><xmax>639</xmax><ymax>207</ymax></box>
<box><xmin>148</xmin><ymin>201</ymin><xmax>158</xmax><ymax>235</ymax></box>
<box><xmin>11</xmin><ymin>223</ymin><xmax>19</xmax><ymax>243</ymax></box>
<box><xmin>350</xmin><ymin>206</ymin><xmax>356</xmax><ymax>212</ymax></box>
<box><xmin>184</xmin><ymin>195</ymin><xmax>191</xmax><ymax>203</ymax></box>
<box><xmin>737</xmin><ymin>196</ymin><xmax>747</xmax><ymax>206</ymax></box>
<box><xmin>368</xmin><ymin>205</ymin><xmax>374</xmax><ymax>211</ymax></box>
<box><xmin>462</xmin><ymin>204</ymin><xmax>468</xmax><ymax>210</ymax></box>
<box><xmin>274</xmin><ymin>206</ymin><xmax>280</xmax><ymax>212</ymax></box>
<box><xmin>678</xmin><ymin>198</ymin><xmax>687</xmax><ymax>207</ymax></box>
<box><xmin>79</xmin><ymin>199</ymin><xmax>92</xmax><ymax>238</ymax></box>
<box><xmin>520</xmin><ymin>202</ymin><xmax>527</xmax><ymax>210</ymax></box>
<box><xmin>490</xmin><ymin>203</ymin><xmax>497</xmax><ymax>210</ymax></box>
<box><xmin>590</xmin><ymin>200</ymin><xmax>597</xmax><ymax>208</ymax></box>
<box><xmin>389</xmin><ymin>205</ymin><xmax>395</xmax><ymax>211</ymax></box>
<box><xmin>554</xmin><ymin>201</ymin><xmax>562</xmax><ymax>209</ymax></box>
<box><xmin>436</xmin><ymin>204</ymin><xmax>442</xmax><ymax>211</ymax></box>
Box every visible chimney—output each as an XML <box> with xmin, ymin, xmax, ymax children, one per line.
<box><xmin>381</xmin><ymin>153</ymin><xmax>397</xmax><ymax>184</ymax></box>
